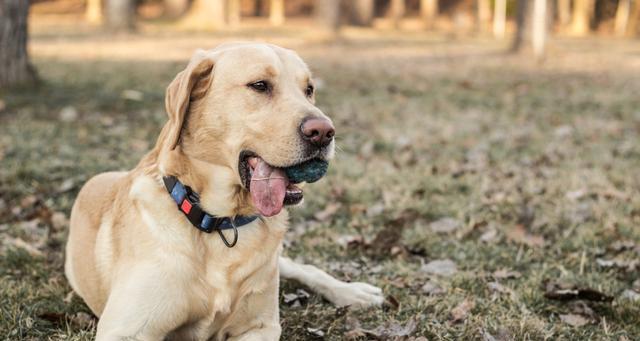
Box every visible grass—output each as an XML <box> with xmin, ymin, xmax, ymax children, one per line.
<box><xmin>1</xmin><ymin>24</ymin><xmax>640</xmax><ymax>340</ymax></box>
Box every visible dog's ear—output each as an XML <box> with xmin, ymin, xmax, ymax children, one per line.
<box><xmin>165</xmin><ymin>50</ymin><xmax>215</xmax><ymax>150</ymax></box>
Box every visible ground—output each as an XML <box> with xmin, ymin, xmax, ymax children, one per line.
<box><xmin>1</xmin><ymin>18</ymin><xmax>640</xmax><ymax>340</ymax></box>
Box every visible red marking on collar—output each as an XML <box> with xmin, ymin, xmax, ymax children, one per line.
<box><xmin>180</xmin><ymin>199</ymin><xmax>193</xmax><ymax>214</ymax></box>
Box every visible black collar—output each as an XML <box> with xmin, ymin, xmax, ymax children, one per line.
<box><xmin>163</xmin><ymin>176</ymin><xmax>259</xmax><ymax>247</ymax></box>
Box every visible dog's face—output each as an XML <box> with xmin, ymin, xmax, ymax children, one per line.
<box><xmin>163</xmin><ymin>43</ymin><xmax>335</xmax><ymax>217</ymax></box>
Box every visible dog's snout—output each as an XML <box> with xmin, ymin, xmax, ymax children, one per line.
<box><xmin>300</xmin><ymin>117</ymin><xmax>335</xmax><ymax>148</ymax></box>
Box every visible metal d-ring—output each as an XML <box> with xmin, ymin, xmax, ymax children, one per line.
<box><xmin>217</xmin><ymin>219</ymin><xmax>239</xmax><ymax>248</ymax></box>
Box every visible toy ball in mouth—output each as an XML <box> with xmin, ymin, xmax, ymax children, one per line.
<box><xmin>284</xmin><ymin>159</ymin><xmax>329</xmax><ymax>184</ymax></box>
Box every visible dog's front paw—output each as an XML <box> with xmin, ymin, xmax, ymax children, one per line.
<box><xmin>325</xmin><ymin>281</ymin><xmax>384</xmax><ymax>308</ymax></box>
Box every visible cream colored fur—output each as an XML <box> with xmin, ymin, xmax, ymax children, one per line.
<box><xmin>64</xmin><ymin>43</ymin><xmax>383</xmax><ymax>341</ymax></box>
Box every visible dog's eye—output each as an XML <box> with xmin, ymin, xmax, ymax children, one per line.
<box><xmin>305</xmin><ymin>85</ymin><xmax>314</xmax><ymax>97</ymax></box>
<box><xmin>248</xmin><ymin>81</ymin><xmax>270</xmax><ymax>93</ymax></box>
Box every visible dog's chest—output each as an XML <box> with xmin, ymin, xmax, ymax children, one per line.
<box><xmin>184</xmin><ymin>246</ymin><xmax>278</xmax><ymax>339</ymax></box>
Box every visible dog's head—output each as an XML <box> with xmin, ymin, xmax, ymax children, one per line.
<box><xmin>161</xmin><ymin>43</ymin><xmax>334</xmax><ymax>217</ymax></box>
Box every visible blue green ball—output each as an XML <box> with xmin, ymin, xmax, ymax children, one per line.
<box><xmin>285</xmin><ymin>159</ymin><xmax>329</xmax><ymax>184</ymax></box>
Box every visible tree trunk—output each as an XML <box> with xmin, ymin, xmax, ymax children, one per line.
<box><xmin>315</xmin><ymin>0</ymin><xmax>341</xmax><ymax>36</ymax></box>
<box><xmin>390</xmin><ymin>0</ymin><xmax>405</xmax><ymax>28</ymax></box>
<box><xmin>270</xmin><ymin>0</ymin><xmax>285</xmax><ymax>26</ymax></box>
<box><xmin>615</xmin><ymin>0</ymin><xmax>632</xmax><ymax>36</ymax></box>
<box><xmin>570</xmin><ymin>0</ymin><xmax>594</xmax><ymax>35</ymax></box>
<box><xmin>185</xmin><ymin>0</ymin><xmax>227</xmax><ymax>30</ymax></box>
<box><xmin>512</xmin><ymin>0</ymin><xmax>549</xmax><ymax>60</ymax></box>
<box><xmin>628</xmin><ymin>0</ymin><xmax>640</xmax><ymax>36</ymax></box>
<box><xmin>420</xmin><ymin>0</ymin><xmax>438</xmax><ymax>29</ymax></box>
<box><xmin>477</xmin><ymin>0</ymin><xmax>491</xmax><ymax>33</ymax></box>
<box><xmin>351</xmin><ymin>0</ymin><xmax>374</xmax><ymax>26</ymax></box>
<box><xmin>557</xmin><ymin>0</ymin><xmax>570</xmax><ymax>27</ymax></box>
<box><xmin>105</xmin><ymin>0</ymin><xmax>135</xmax><ymax>31</ymax></box>
<box><xmin>512</xmin><ymin>0</ymin><xmax>529</xmax><ymax>51</ymax></box>
<box><xmin>0</xmin><ymin>0</ymin><xmax>37</xmax><ymax>89</ymax></box>
<box><xmin>493</xmin><ymin>0</ymin><xmax>506</xmax><ymax>38</ymax></box>
<box><xmin>164</xmin><ymin>0</ymin><xmax>190</xmax><ymax>18</ymax></box>
<box><xmin>86</xmin><ymin>0</ymin><xmax>103</xmax><ymax>24</ymax></box>
<box><xmin>226</xmin><ymin>0</ymin><xmax>240</xmax><ymax>27</ymax></box>
<box><xmin>531</xmin><ymin>0</ymin><xmax>548</xmax><ymax>60</ymax></box>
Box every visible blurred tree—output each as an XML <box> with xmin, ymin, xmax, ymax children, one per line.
<box><xmin>615</xmin><ymin>0</ymin><xmax>632</xmax><ymax>36</ymax></box>
<box><xmin>227</xmin><ymin>0</ymin><xmax>241</xmax><ymax>26</ymax></box>
<box><xmin>185</xmin><ymin>0</ymin><xmax>227</xmax><ymax>29</ymax></box>
<box><xmin>628</xmin><ymin>0</ymin><xmax>640</xmax><ymax>36</ymax></box>
<box><xmin>164</xmin><ymin>0</ymin><xmax>190</xmax><ymax>18</ymax></box>
<box><xmin>493</xmin><ymin>0</ymin><xmax>506</xmax><ymax>38</ymax></box>
<box><xmin>570</xmin><ymin>0</ymin><xmax>594</xmax><ymax>35</ymax></box>
<box><xmin>315</xmin><ymin>0</ymin><xmax>341</xmax><ymax>36</ymax></box>
<box><xmin>0</xmin><ymin>0</ymin><xmax>38</xmax><ymax>88</ymax></box>
<box><xmin>477</xmin><ymin>0</ymin><xmax>491</xmax><ymax>33</ymax></box>
<box><xmin>390</xmin><ymin>0</ymin><xmax>405</xmax><ymax>28</ymax></box>
<box><xmin>351</xmin><ymin>0</ymin><xmax>375</xmax><ymax>26</ymax></box>
<box><xmin>420</xmin><ymin>0</ymin><xmax>438</xmax><ymax>29</ymax></box>
<box><xmin>557</xmin><ymin>0</ymin><xmax>570</xmax><ymax>27</ymax></box>
<box><xmin>86</xmin><ymin>0</ymin><xmax>103</xmax><ymax>24</ymax></box>
<box><xmin>270</xmin><ymin>0</ymin><xmax>285</xmax><ymax>25</ymax></box>
<box><xmin>106</xmin><ymin>0</ymin><xmax>136</xmax><ymax>30</ymax></box>
<box><xmin>512</xmin><ymin>0</ymin><xmax>549</xmax><ymax>60</ymax></box>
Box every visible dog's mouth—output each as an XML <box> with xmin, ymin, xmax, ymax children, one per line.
<box><xmin>239</xmin><ymin>151</ymin><xmax>329</xmax><ymax>217</ymax></box>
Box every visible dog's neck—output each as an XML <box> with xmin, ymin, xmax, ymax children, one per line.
<box><xmin>139</xmin><ymin>147</ymin><xmax>254</xmax><ymax>219</ymax></box>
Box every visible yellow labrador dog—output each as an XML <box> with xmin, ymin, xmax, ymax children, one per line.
<box><xmin>65</xmin><ymin>42</ymin><xmax>383</xmax><ymax>340</ymax></box>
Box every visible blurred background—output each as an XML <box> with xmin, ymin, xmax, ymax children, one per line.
<box><xmin>1</xmin><ymin>0</ymin><xmax>640</xmax><ymax>340</ymax></box>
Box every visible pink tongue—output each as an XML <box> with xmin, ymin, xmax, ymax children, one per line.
<box><xmin>249</xmin><ymin>158</ymin><xmax>288</xmax><ymax>217</ymax></box>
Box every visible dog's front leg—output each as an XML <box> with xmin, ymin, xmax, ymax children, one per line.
<box><xmin>95</xmin><ymin>263</ymin><xmax>195</xmax><ymax>341</ymax></box>
<box><xmin>278</xmin><ymin>256</ymin><xmax>384</xmax><ymax>308</ymax></box>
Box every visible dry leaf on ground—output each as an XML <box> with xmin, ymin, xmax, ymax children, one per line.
<box><xmin>421</xmin><ymin>259</ymin><xmax>457</xmax><ymax>277</ymax></box>
<box><xmin>314</xmin><ymin>202</ymin><xmax>341</xmax><ymax>221</ymax></box>
<box><xmin>543</xmin><ymin>281</ymin><xmax>613</xmax><ymax>302</ymax></box>
<box><xmin>506</xmin><ymin>224</ymin><xmax>544</xmax><ymax>247</ymax></box>
<box><xmin>559</xmin><ymin>314</ymin><xmax>590</xmax><ymax>327</ymax></box>
<box><xmin>450</xmin><ymin>298</ymin><xmax>475</xmax><ymax>323</ymax></box>
<box><xmin>430</xmin><ymin>217</ymin><xmax>461</xmax><ymax>233</ymax></box>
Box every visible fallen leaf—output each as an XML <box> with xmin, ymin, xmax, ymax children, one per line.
<box><xmin>559</xmin><ymin>314</ymin><xmax>589</xmax><ymax>327</ymax></box>
<box><xmin>487</xmin><ymin>281</ymin><xmax>510</xmax><ymax>294</ymax></box>
<box><xmin>50</xmin><ymin>212</ymin><xmax>68</xmax><ymax>231</ymax></box>
<box><xmin>596</xmin><ymin>258</ymin><xmax>639</xmax><ymax>272</ymax></box>
<box><xmin>366</xmin><ymin>202</ymin><xmax>385</xmax><ymax>217</ymax></box>
<box><xmin>492</xmin><ymin>268</ymin><xmax>521</xmax><ymax>280</ymax></box>
<box><xmin>3</xmin><ymin>237</ymin><xmax>43</xmax><ymax>257</ymax></box>
<box><xmin>506</xmin><ymin>224</ymin><xmax>545</xmax><ymax>247</ymax></box>
<box><xmin>37</xmin><ymin>311</ymin><xmax>65</xmax><ymax>324</ymax></box>
<box><xmin>450</xmin><ymin>298</ymin><xmax>475</xmax><ymax>323</ymax></box>
<box><xmin>71</xmin><ymin>312</ymin><xmax>95</xmax><ymax>328</ymax></box>
<box><xmin>609</xmin><ymin>240</ymin><xmax>636</xmax><ymax>253</ymax></box>
<box><xmin>59</xmin><ymin>106</ymin><xmax>78</xmax><ymax>122</ymax></box>
<box><xmin>543</xmin><ymin>281</ymin><xmax>613</xmax><ymax>302</ymax></box>
<box><xmin>430</xmin><ymin>217</ymin><xmax>461</xmax><ymax>233</ymax></box>
<box><xmin>121</xmin><ymin>89</ymin><xmax>144</xmax><ymax>101</ymax></box>
<box><xmin>621</xmin><ymin>289</ymin><xmax>640</xmax><ymax>302</ymax></box>
<box><xmin>314</xmin><ymin>202</ymin><xmax>341</xmax><ymax>221</ymax></box>
<box><xmin>57</xmin><ymin>178</ymin><xmax>75</xmax><ymax>193</ymax></box>
<box><xmin>421</xmin><ymin>280</ymin><xmax>445</xmax><ymax>296</ymax></box>
<box><xmin>283</xmin><ymin>289</ymin><xmax>310</xmax><ymax>306</ymax></box>
<box><xmin>421</xmin><ymin>259</ymin><xmax>457</xmax><ymax>277</ymax></box>
<box><xmin>335</xmin><ymin>235</ymin><xmax>364</xmax><ymax>249</ymax></box>
<box><xmin>63</xmin><ymin>291</ymin><xmax>75</xmax><ymax>304</ymax></box>
<box><xmin>385</xmin><ymin>294</ymin><xmax>400</xmax><ymax>310</ymax></box>
<box><xmin>479</xmin><ymin>228</ymin><xmax>498</xmax><ymax>243</ymax></box>
<box><xmin>363</xmin><ymin>318</ymin><xmax>417</xmax><ymax>338</ymax></box>
<box><xmin>306</xmin><ymin>327</ymin><xmax>325</xmax><ymax>338</ymax></box>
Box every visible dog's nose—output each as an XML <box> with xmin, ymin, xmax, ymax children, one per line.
<box><xmin>300</xmin><ymin>117</ymin><xmax>335</xmax><ymax>148</ymax></box>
